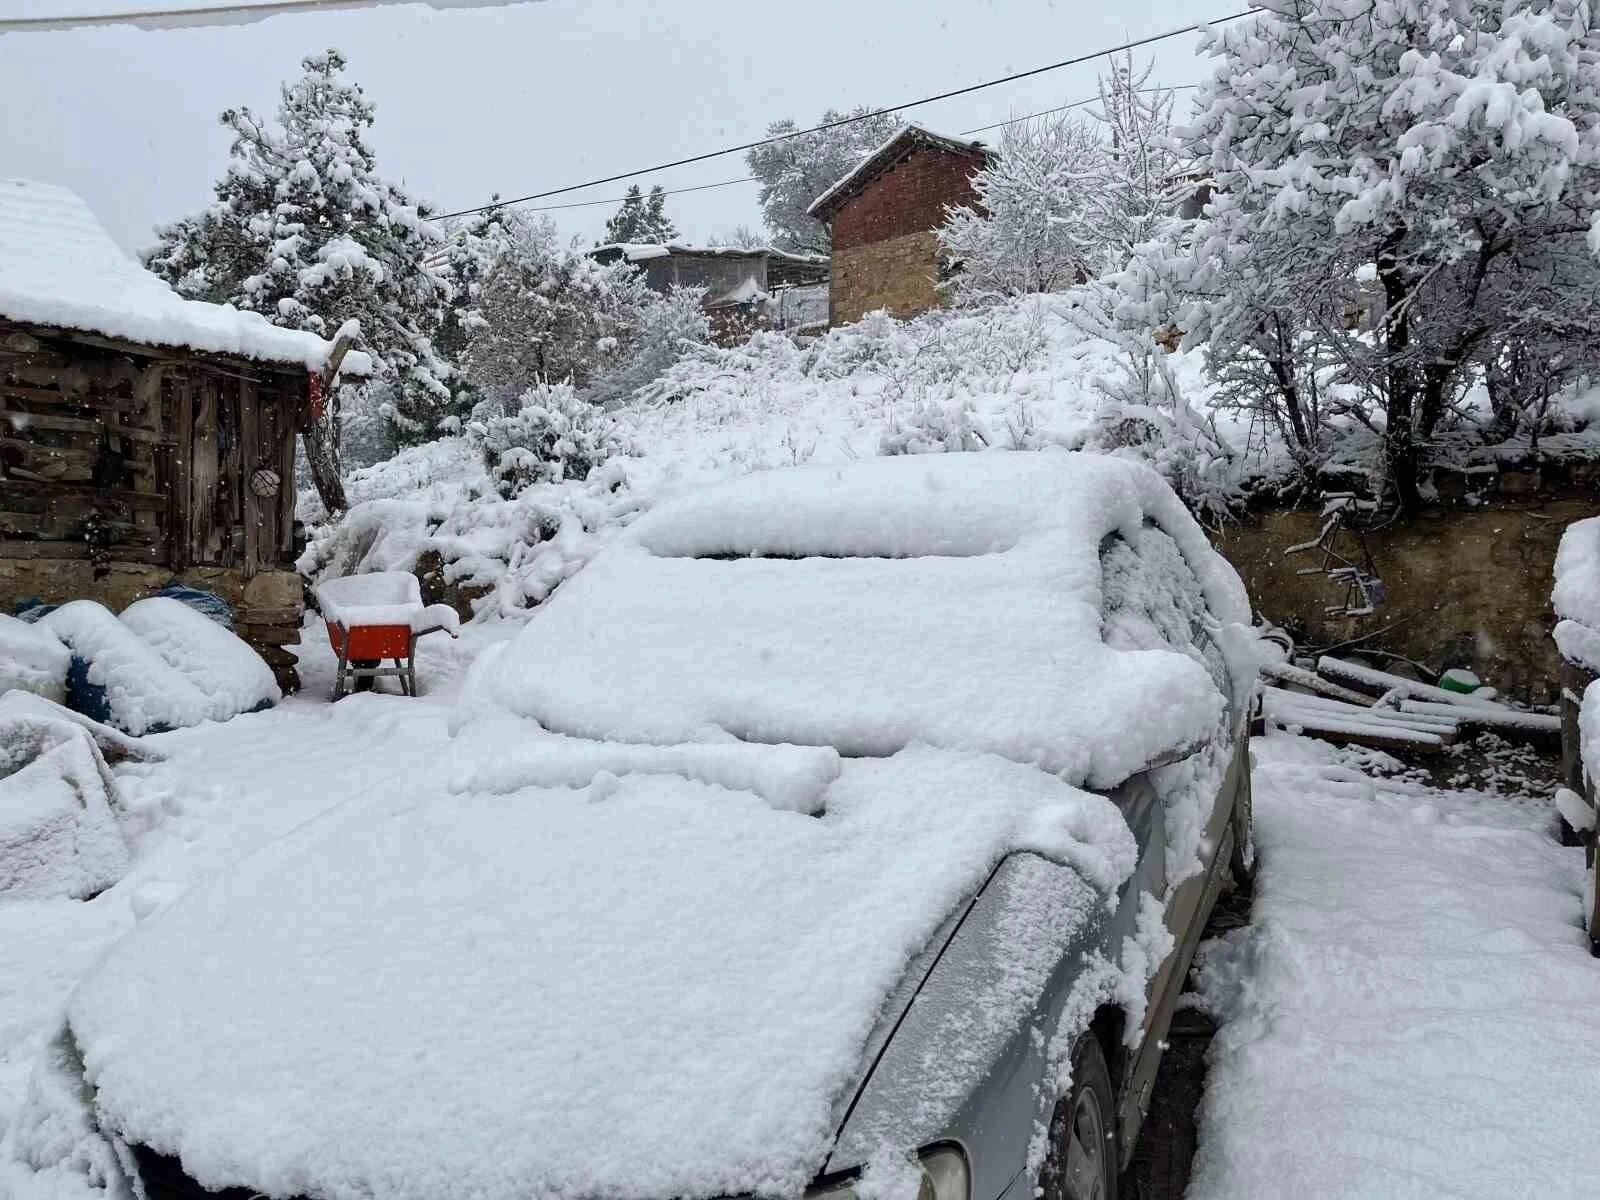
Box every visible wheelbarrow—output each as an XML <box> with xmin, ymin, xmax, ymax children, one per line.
<box><xmin>314</xmin><ymin>572</ymin><xmax>460</xmax><ymax>700</ymax></box>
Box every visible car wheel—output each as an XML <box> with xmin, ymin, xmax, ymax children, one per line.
<box><xmin>1040</xmin><ymin>1035</ymin><xmax>1118</xmax><ymax>1200</ymax></box>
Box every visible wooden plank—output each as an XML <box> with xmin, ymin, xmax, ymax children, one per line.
<box><xmin>240</xmin><ymin>377</ymin><xmax>261</xmax><ymax>577</ymax></box>
<box><xmin>1316</xmin><ymin>656</ymin><xmax>1508</xmax><ymax>709</ymax></box>
<box><xmin>191</xmin><ymin>377</ymin><xmax>219</xmax><ymax>564</ymax></box>
<box><xmin>0</xmin><ymin>479</ymin><xmax>167</xmax><ymax>509</ymax></box>
<box><xmin>1262</xmin><ymin>708</ymin><xmax>1451</xmax><ymax>754</ymax></box>
<box><xmin>0</xmin><ymin>404</ymin><xmax>173</xmax><ymax>445</ymax></box>
<box><xmin>0</xmin><ymin>511</ymin><xmax>63</xmax><ymax>537</ymax></box>
<box><xmin>276</xmin><ymin>387</ymin><xmax>297</xmax><ymax>559</ymax></box>
<box><xmin>0</xmin><ymin>383</ymin><xmax>145</xmax><ymax>414</ymax></box>
<box><xmin>1260</xmin><ymin>659</ymin><xmax>1379</xmax><ymax>706</ymax></box>
<box><xmin>0</xmin><ymin>539</ymin><xmax>165</xmax><ymax>563</ymax></box>
<box><xmin>170</xmin><ymin>373</ymin><xmax>193</xmax><ymax>572</ymax></box>
<box><xmin>1263</xmin><ymin>691</ymin><xmax>1460</xmax><ymax>738</ymax></box>
<box><xmin>1395</xmin><ymin>699</ymin><xmax>1563</xmax><ymax>739</ymax></box>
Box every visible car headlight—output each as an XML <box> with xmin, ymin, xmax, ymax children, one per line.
<box><xmin>807</xmin><ymin>1144</ymin><xmax>971</xmax><ymax>1200</ymax></box>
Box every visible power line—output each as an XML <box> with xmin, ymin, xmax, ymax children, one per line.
<box><xmin>498</xmin><ymin>85</ymin><xmax>1205</xmax><ymax>220</ymax></box>
<box><xmin>433</xmin><ymin>9</ymin><xmax>1259</xmax><ymax>221</ymax></box>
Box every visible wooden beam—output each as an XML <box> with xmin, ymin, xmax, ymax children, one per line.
<box><xmin>0</xmin><ymin>478</ymin><xmax>169</xmax><ymax>509</ymax></box>
<box><xmin>0</xmin><ymin>539</ymin><xmax>166</xmax><ymax>562</ymax></box>
<box><xmin>0</xmin><ymin>404</ymin><xmax>173</xmax><ymax>445</ymax></box>
<box><xmin>320</xmin><ymin>323</ymin><xmax>358</xmax><ymax>387</ymax></box>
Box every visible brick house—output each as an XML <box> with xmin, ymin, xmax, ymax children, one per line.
<box><xmin>807</xmin><ymin>125</ymin><xmax>990</xmax><ymax>327</ymax></box>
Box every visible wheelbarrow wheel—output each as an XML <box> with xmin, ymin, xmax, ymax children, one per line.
<box><xmin>352</xmin><ymin>658</ymin><xmax>380</xmax><ymax>693</ymax></box>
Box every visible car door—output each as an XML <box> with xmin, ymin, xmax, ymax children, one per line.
<box><xmin>1098</xmin><ymin>523</ymin><xmax>1243</xmax><ymax>1141</ymax></box>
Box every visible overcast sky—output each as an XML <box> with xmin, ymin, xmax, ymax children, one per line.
<box><xmin>1</xmin><ymin>0</ymin><xmax>1227</xmax><ymax>254</ymax></box>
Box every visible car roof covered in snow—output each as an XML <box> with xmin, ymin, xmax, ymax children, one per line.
<box><xmin>461</xmin><ymin>451</ymin><xmax>1253</xmax><ymax>789</ymax></box>
<box><xmin>0</xmin><ymin>178</ymin><xmax>368</xmax><ymax>374</ymax></box>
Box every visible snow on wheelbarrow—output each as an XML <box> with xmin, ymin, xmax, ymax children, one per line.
<box><xmin>314</xmin><ymin>572</ymin><xmax>459</xmax><ymax>699</ymax></box>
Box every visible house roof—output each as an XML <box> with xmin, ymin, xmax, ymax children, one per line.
<box><xmin>806</xmin><ymin>124</ymin><xmax>989</xmax><ymax>222</ymax></box>
<box><xmin>0</xmin><ymin>178</ymin><xmax>368</xmax><ymax>375</ymax></box>
<box><xmin>591</xmin><ymin>242</ymin><xmax>829</xmax><ymax>266</ymax></box>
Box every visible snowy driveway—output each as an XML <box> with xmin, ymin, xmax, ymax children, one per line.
<box><xmin>1189</xmin><ymin>733</ymin><xmax>1600</xmax><ymax>1198</ymax></box>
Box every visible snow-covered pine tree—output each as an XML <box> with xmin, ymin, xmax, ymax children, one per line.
<box><xmin>1151</xmin><ymin>0</ymin><xmax>1600</xmax><ymax>507</ymax></box>
<box><xmin>938</xmin><ymin>113</ymin><xmax>1105</xmax><ymax>299</ymax></box>
<box><xmin>144</xmin><ymin>49</ymin><xmax>454</xmax><ymax>504</ymax></box>
<box><xmin>603</xmin><ymin>184</ymin><xmax>677</xmax><ymax>245</ymax></box>
<box><xmin>746</xmin><ymin>107</ymin><xmax>902</xmax><ymax>254</ymax></box>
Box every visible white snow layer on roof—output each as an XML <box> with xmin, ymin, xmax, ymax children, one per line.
<box><xmin>1554</xmin><ymin>515</ymin><xmax>1600</xmax><ymax>671</ymax></box>
<box><xmin>0</xmin><ymin>178</ymin><xmax>355</xmax><ymax>372</ymax></box>
<box><xmin>70</xmin><ymin>744</ymin><xmax>1136</xmax><ymax>1200</ymax></box>
<box><xmin>462</xmin><ymin>453</ymin><xmax>1252</xmax><ymax>788</ymax></box>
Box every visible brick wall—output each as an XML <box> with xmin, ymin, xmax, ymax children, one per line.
<box><xmin>831</xmin><ymin>231</ymin><xmax>943</xmax><ymax>325</ymax></box>
<box><xmin>831</xmin><ymin>147</ymin><xmax>984</xmax><ymax>251</ymax></box>
<box><xmin>827</xmin><ymin>145</ymin><xmax>983</xmax><ymax>326</ymax></box>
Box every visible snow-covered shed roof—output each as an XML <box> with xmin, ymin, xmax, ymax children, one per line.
<box><xmin>807</xmin><ymin>124</ymin><xmax>989</xmax><ymax>221</ymax></box>
<box><xmin>0</xmin><ymin>178</ymin><xmax>364</xmax><ymax>375</ymax></box>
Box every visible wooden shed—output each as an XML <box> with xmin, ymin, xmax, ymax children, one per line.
<box><xmin>0</xmin><ymin>178</ymin><xmax>365</xmax><ymax>691</ymax></box>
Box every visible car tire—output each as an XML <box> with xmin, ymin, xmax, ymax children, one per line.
<box><xmin>1040</xmin><ymin>1035</ymin><xmax>1118</xmax><ymax>1200</ymax></box>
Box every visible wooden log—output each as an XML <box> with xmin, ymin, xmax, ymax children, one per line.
<box><xmin>1263</xmin><ymin>689</ymin><xmax>1460</xmax><ymax>736</ymax></box>
<box><xmin>0</xmin><ymin>479</ymin><xmax>168</xmax><ymax>509</ymax></box>
<box><xmin>1395</xmin><ymin>699</ymin><xmax>1563</xmax><ymax>740</ymax></box>
<box><xmin>1261</xmin><ymin>659</ymin><xmax>1378</xmax><ymax>706</ymax></box>
<box><xmin>0</xmin><ymin>384</ymin><xmax>145</xmax><ymax>414</ymax></box>
<box><xmin>1316</xmin><ymin>656</ymin><xmax>1506</xmax><ymax>709</ymax></box>
<box><xmin>1262</xmin><ymin>708</ymin><xmax>1451</xmax><ymax>754</ymax></box>
<box><xmin>0</xmin><ymin>405</ymin><xmax>172</xmax><ymax>445</ymax></box>
<box><xmin>0</xmin><ymin>539</ymin><xmax>164</xmax><ymax>562</ymax></box>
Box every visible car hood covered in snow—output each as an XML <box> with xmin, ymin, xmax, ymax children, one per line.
<box><xmin>69</xmin><ymin>744</ymin><xmax>1135</xmax><ymax>1200</ymax></box>
<box><xmin>456</xmin><ymin>452</ymin><xmax>1254</xmax><ymax>789</ymax></box>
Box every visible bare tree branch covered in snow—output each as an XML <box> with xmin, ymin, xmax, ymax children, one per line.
<box><xmin>1083</xmin><ymin>53</ymin><xmax>1185</xmax><ymax>274</ymax></box>
<box><xmin>1118</xmin><ymin>0</ymin><xmax>1600</xmax><ymax>507</ymax></box>
<box><xmin>746</xmin><ymin>107</ymin><xmax>902</xmax><ymax>255</ymax></box>
<box><xmin>938</xmin><ymin>113</ymin><xmax>1104</xmax><ymax>300</ymax></box>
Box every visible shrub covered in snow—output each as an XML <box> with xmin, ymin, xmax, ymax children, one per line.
<box><xmin>466</xmin><ymin>383</ymin><xmax>630</xmax><ymax>498</ymax></box>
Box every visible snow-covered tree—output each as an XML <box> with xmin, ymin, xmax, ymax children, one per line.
<box><xmin>746</xmin><ymin>107</ymin><xmax>902</xmax><ymax>254</ymax></box>
<box><xmin>1143</xmin><ymin>0</ymin><xmax>1600</xmax><ymax>506</ymax></box>
<box><xmin>603</xmin><ymin>184</ymin><xmax>677</xmax><ymax>245</ymax></box>
<box><xmin>464</xmin><ymin>212</ymin><xmax>705</xmax><ymax>404</ymax></box>
<box><xmin>1085</xmin><ymin>53</ymin><xmax>1184</xmax><ymax>273</ymax></box>
<box><xmin>938</xmin><ymin>113</ymin><xmax>1105</xmax><ymax>299</ymax></box>
<box><xmin>144</xmin><ymin>49</ymin><xmax>453</xmax><ymax>501</ymax></box>
<box><xmin>466</xmin><ymin>381</ymin><xmax>629</xmax><ymax>498</ymax></box>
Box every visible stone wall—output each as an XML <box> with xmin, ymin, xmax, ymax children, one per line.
<box><xmin>1</xmin><ymin>559</ymin><xmax>304</xmax><ymax>692</ymax></box>
<box><xmin>1217</xmin><ymin>495</ymin><xmax>1596</xmax><ymax>704</ymax></box>
<box><xmin>830</xmin><ymin>231</ymin><xmax>944</xmax><ymax>326</ymax></box>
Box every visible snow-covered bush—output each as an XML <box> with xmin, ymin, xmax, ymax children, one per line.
<box><xmin>879</xmin><ymin>396</ymin><xmax>991</xmax><ymax>455</ymax></box>
<box><xmin>468</xmin><ymin>383</ymin><xmax>629</xmax><ymax>498</ymax></box>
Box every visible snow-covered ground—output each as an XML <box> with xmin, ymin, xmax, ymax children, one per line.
<box><xmin>1190</xmin><ymin>731</ymin><xmax>1600</xmax><ymax>1198</ymax></box>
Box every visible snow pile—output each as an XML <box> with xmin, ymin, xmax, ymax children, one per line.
<box><xmin>38</xmin><ymin>601</ymin><xmax>275</xmax><ymax>735</ymax></box>
<box><xmin>315</xmin><ymin>571</ymin><xmax>459</xmax><ymax>635</ymax></box>
<box><xmin>0</xmin><ymin>721</ymin><xmax>128</xmax><ymax>901</ymax></box>
<box><xmin>1188</xmin><ymin>733</ymin><xmax>1600</xmax><ymax>1198</ymax></box>
<box><xmin>69</xmin><ymin>745</ymin><xmax>1135</xmax><ymax>1200</ymax></box>
<box><xmin>451</xmin><ymin>721</ymin><xmax>841</xmax><ymax>814</ymax></box>
<box><xmin>462</xmin><ymin>453</ymin><xmax>1251</xmax><ymax>789</ymax></box>
<box><xmin>0</xmin><ymin>178</ymin><xmax>365</xmax><ymax>373</ymax></box>
<box><xmin>119</xmin><ymin>598</ymin><xmax>280</xmax><ymax>717</ymax></box>
<box><xmin>1553</xmin><ymin>515</ymin><xmax>1600</xmax><ymax>672</ymax></box>
<box><xmin>0</xmin><ymin>615</ymin><xmax>69</xmax><ymax>703</ymax></box>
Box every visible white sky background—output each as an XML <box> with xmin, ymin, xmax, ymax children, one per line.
<box><xmin>1</xmin><ymin>0</ymin><xmax>1227</xmax><ymax>254</ymax></box>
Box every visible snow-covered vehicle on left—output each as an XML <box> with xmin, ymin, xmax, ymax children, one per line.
<box><xmin>25</xmin><ymin>452</ymin><xmax>1258</xmax><ymax>1200</ymax></box>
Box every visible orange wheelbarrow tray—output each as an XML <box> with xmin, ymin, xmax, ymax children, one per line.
<box><xmin>313</xmin><ymin>571</ymin><xmax>460</xmax><ymax>699</ymax></box>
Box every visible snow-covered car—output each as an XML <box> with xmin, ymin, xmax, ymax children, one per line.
<box><xmin>53</xmin><ymin>453</ymin><xmax>1256</xmax><ymax>1200</ymax></box>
